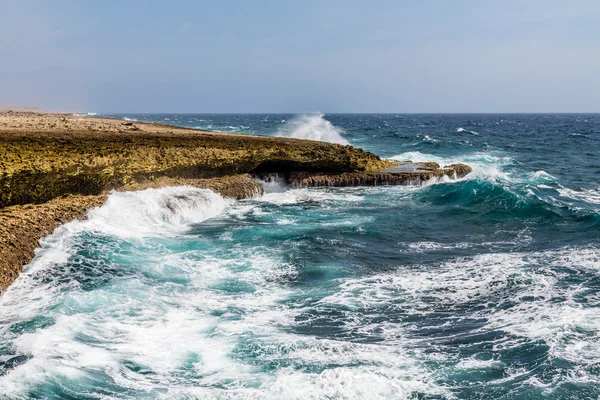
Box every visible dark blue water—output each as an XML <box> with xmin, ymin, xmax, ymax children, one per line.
<box><xmin>1</xmin><ymin>113</ymin><xmax>599</xmax><ymax>399</ymax></box>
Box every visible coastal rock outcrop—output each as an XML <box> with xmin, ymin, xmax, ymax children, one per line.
<box><xmin>0</xmin><ymin>114</ymin><xmax>390</xmax><ymax>208</ymax></box>
<box><xmin>0</xmin><ymin>112</ymin><xmax>391</xmax><ymax>292</ymax></box>
<box><xmin>259</xmin><ymin>162</ymin><xmax>473</xmax><ymax>187</ymax></box>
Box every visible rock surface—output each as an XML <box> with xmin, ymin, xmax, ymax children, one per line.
<box><xmin>0</xmin><ymin>112</ymin><xmax>391</xmax><ymax>208</ymax></box>
<box><xmin>283</xmin><ymin>162</ymin><xmax>472</xmax><ymax>187</ymax></box>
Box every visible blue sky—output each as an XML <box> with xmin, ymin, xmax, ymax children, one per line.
<box><xmin>1</xmin><ymin>0</ymin><xmax>599</xmax><ymax>112</ymax></box>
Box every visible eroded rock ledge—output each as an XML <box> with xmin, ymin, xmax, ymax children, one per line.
<box><xmin>0</xmin><ymin>112</ymin><xmax>390</xmax><ymax>209</ymax></box>
<box><xmin>258</xmin><ymin>162</ymin><xmax>472</xmax><ymax>187</ymax></box>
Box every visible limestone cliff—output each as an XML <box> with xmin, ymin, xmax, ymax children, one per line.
<box><xmin>0</xmin><ymin>116</ymin><xmax>390</xmax><ymax>208</ymax></box>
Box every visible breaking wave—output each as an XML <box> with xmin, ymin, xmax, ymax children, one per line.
<box><xmin>276</xmin><ymin>113</ymin><xmax>350</xmax><ymax>145</ymax></box>
<box><xmin>83</xmin><ymin>186</ymin><xmax>231</xmax><ymax>238</ymax></box>
<box><xmin>390</xmin><ymin>150</ymin><xmax>515</xmax><ymax>182</ymax></box>
<box><xmin>389</xmin><ymin>151</ymin><xmax>600</xmax><ymax>220</ymax></box>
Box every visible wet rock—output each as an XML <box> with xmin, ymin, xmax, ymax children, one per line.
<box><xmin>288</xmin><ymin>163</ymin><xmax>472</xmax><ymax>187</ymax></box>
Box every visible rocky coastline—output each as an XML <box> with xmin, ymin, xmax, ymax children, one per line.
<box><xmin>284</xmin><ymin>163</ymin><xmax>472</xmax><ymax>187</ymax></box>
<box><xmin>0</xmin><ymin>174</ymin><xmax>263</xmax><ymax>292</ymax></box>
<box><xmin>0</xmin><ymin>111</ymin><xmax>471</xmax><ymax>292</ymax></box>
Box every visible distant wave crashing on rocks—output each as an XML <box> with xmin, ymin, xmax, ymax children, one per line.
<box><xmin>275</xmin><ymin>112</ymin><xmax>350</xmax><ymax>145</ymax></box>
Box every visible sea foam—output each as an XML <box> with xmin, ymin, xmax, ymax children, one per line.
<box><xmin>0</xmin><ymin>185</ymin><xmax>448</xmax><ymax>399</ymax></box>
<box><xmin>84</xmin><ymin>186</ymin><xmax>232</xmax><ymax>238</ymax></box>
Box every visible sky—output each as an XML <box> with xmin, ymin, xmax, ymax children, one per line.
<box><xmin>1</xmin><ymin>0</ymin><xmax>599</xmax><ymax>113</ymax></box>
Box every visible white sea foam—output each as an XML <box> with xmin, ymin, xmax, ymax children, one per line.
<box><xmin>2</xmin><ymin>182</ymin><xmax>598</xmax><ymax>397</ymax></box>
<box><xmin>255</xmin><ymin>175</ymin><xmax>288</xmax><ymax>194</ymax></box>
<box><xmin>389</xmin><ymin>151</ymin><xmax>513</xmax><ymax>183</ymax></box>
<box><xmin>276</xmin><ymin>113</ymin><xmax>350</xmax><ymax>145</ymax></box>
<box><xmin>406</xmin><ymin>241</ymin><xmax>469</xmax><ymax>252</ymax></box>
<box><xmin>321</xmin><ymin>246</ymin><xmax>600</xmax><ymax>386</ymax></box>
<box><xmin>1</xmin><ymin>242</ymin><xmax>295</xmax><ymax>396</ymax></box>
<box><xmin>456</xmin><ymin>357</ymin><xmax>505</xmax><ymax>370</ymax></box>
<box><xmin>557</xmin><ymin>185</ymin><xmax>600</xmax><ymax>206</ymax></box>
<box><xmin>0</xmin><ymin>186</ymin><xmax>449</xmax><ymax>399</ymax></box>
<box><xmin>457</xmin><ymin>127</ymin><xmax>478</xmax><ymax>135</ymax></box>
<box><xmin>83</xmin><ymin>186</ymin><xmax>232</xmax><ymax>238</ymax></box>
<box><xmin>153</xmin><ymin>365</ymin><xmax>447</xmax><ymax>399</ymax></box>
<box><xmin>258</xmin><ymin>187</ymin><xmax>364</xmax><ymax>205</ymax></box>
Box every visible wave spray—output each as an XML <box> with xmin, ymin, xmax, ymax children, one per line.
<box><xmin>276</xmin><ymin>113</ymin><xmax>350</xmax><ymax>145</ymax></box>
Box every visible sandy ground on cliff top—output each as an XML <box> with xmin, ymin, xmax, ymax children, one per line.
<box><xmin>0</xmin><ymin>111</ymin><xmax>236</xmax><ymax>137</ymax></box>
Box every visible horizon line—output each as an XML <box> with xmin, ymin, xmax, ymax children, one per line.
<box><xmin>91</xmin><ymin>111</ymin><xmax>600</xmax><ymax>115</ymax></box>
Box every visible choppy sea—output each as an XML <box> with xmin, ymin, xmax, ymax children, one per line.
<box><xmin>1</xmin><ymin>113</ymin><xmax>599</xmax><ymax>399</ymax></box>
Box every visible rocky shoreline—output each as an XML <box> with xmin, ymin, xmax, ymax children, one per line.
<box><xmin>283</xmin><ymin>163</ymin><xmax>472</xmax><ymax>187</ymax></box>
<box><xmin>0</xmin><ymin>174</ymin><xmax>262</xmax><ymax>291</ymax></box>
<box><xmin>0</xmin><ymin>111</ymin><xmax>471</xmax><ymax>292</ymax></box>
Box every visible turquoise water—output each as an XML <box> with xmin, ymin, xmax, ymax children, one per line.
<box><xmin>1</xmin><ymin>114</ymin><xmax>600</xmax><ymax>399</ymax></box>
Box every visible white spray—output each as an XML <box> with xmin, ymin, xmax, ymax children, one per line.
<box><xmin>276</xmin><ymin>113</ymin><xmax>350</xmax><ymax>145</ymax></box>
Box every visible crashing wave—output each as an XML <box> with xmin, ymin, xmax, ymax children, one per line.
<box><xmin>390</xmin><ymin>151</ymin><xmax>513</xmax><ymax>183</ymax></box>
<box><xmin>84</xmin><ymin>186</ymin><xmax>231</xmax><ymax>238</ymax></box>
<box><xmin>389</xmin><ymin>151</ymin><xmax>600</xmax><ymax>217</ymax></box>
<box><xmin>72</xmin><ymin>112</ymin><xmax>98</xmax><ymax>117</ymax></box>
<box><xmin>276</xmin><ymin>113</ymin><xmax>350</xmax><ymax>145</ymax></box>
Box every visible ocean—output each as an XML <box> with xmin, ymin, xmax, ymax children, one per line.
<box><xmin>1</xmin><ymin>113</ymin><xmax>599</xmax><ymax>399</ymax></box>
